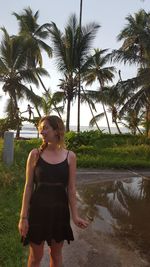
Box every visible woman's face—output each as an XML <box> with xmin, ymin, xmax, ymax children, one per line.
<box><xmin>38</xmin><ymin>120</ymin><xmax>58</xmax><ymax>143</ymax></box>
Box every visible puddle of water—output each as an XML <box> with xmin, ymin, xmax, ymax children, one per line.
<box><xmin>77</xmin><ymin>177</ymin><xmax>150</xmax><ymax>264</ymax></box>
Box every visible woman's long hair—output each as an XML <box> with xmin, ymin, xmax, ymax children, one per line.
<box><xmin>38</xmin><ymin>115</ymin><xmax>66</xmax><ymax>154</ymax></box>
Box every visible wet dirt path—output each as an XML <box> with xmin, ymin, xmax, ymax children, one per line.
<box><xmin>40</xmin><ymin>169</ymin><xmax>150</xmax><ymax>267</ymax></box>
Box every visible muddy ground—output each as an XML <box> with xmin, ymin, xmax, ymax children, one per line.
<box><xmin>40</xmin><ymin>168</ymin><xmax>150</xmax><ymax>267</ymax></box>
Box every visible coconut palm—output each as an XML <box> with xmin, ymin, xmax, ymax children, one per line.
<box><xmin>99</xmin><ymin>86</ymin><xmax>123</xmax><ymax>134</ymax></box>
<box><xmin>58</xmin><ymin>74</ymin><xmax>78</xmax><ymax>131</ymax></box>
<box><xmin>77</xmin><ymin>0</ymin><xmax>83</xmax><ymax>132</ymax></box>
<box><xmin>120</xmin><ymin>110</ymin><xmax>144</xmax><ymax>135</ymax></box>
<box><xmin>13</xmin><ymin>7</ymin><xmax>52</xmax><ymax>67</ymax></box>
<box><xmin>40</xmin><ymin>89</ymin><xmax>64</xmax><ymax>117</ymax></box>
<box><xmin>83</xmin><ymin>48</ymin><xmax>116</xmax><ymax>134</ymax></box>
<box><xmin>83</xmin><ymin>85</ymin><xmax>122</xmax><ymax>134</ymax></box>
<box><xmin>13</xmin><ymin>6</ymin><xmax>53</xmax><ymax>100</ymax></box>
<box><xmin>80</xmin><ymin>86</ymin><xmax>102</xmax><ymax>132</ymax></box>
<box><xmin>49</xmin><ymin>14</ymin><xmax>100</xmax><ymax>131</ymax></box>
<box><xmin>0</xmin><ymin>28</ymin><xmax>49</xmax><ymax>137</ymax></box>
<box><xmin>111</xmin><ymin>10</ymin><xmax>150</xmax><ymax>136</ymax></box>
<box><xmin>116</xmin><ymin>78</ymin><xmax>148</xmax><ymax>134</ymax></box>
<box><xmin>112</xmin><ymin>9</ymin><xmax>150</xmax><ymax>66</ymax></box>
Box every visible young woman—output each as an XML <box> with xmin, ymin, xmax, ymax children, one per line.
<box><xmin>18</xmin><ymin>115</ymin><xmax>88</xmax><ymax>267</ymax></box>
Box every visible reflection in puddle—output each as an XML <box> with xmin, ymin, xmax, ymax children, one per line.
<box><xmin>77</xmin><ymin>177</ymin><xmax>150</xmax><ymax>262</ymax></box>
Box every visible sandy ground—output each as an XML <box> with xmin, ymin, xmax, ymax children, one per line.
<box><xmin>40</xmin><ymin>168</ymin><xmax>150</xmax><ymax>267</ymax></box>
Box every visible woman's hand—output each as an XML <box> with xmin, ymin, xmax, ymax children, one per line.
<box><xmin>18</xmin><ymin>218</ymin><xmax>29</xmax><ymax>238</ymax></box>
<box><xmin>73</xmin><ymin>216</ymin><xmax>89</xmax><ymax>229</ymax></box>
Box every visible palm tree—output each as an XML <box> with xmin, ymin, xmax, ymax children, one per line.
<box><xmin>83</xmin><ymin>86</ymin><xmax>122</xmax><ymax>134</ymax></box>
<box><xmin>99</xmin><ymin>86</ymin><xmax>122</xmax><ymax>134</ymax></box>
<box><xmin>111</xmin><ymin>9</ymin><xmax>150</xmax><ymax>136</ymax></box>
<box><xmin>58</xmin><ymin>74</ymin><xmax>78</xmax><ymax>131</ymax></box>
<box><xmin>13</xmin><ymin>7</ymin><xmax>53</xmax><ymax>99</ymax></box>
<box><xmin>49</xmin><ymin>14</ymin><xmax>100</xmax><ymax>131</ymax></box>
<box><xmin>112</xmin><ymin>9</ymin><xmax>150</xmax><ymax>66</ymax></box>
<box><xmin>77</xmin><ymin>0</ymin><xmax>83</xmax><ymax>132</ymax></box>
<box><xmin>80</xmin><ymin>86</ymin><xmax>102</xmax><ymax>132</ymax></box>
<box><xmin>83</xmin><ymin>48</ymin><xmax>116</xmax><ymax>134</ymax></box>
<box><xmin>40</xmin><ymin>89</ymin><xmax>64</xmax><ymax>117</ymax></box>
<box><xmin>120</xmin><ymin>110</ymin><xmax>143</xmax><ymax>135</ymax></box>
<box><xmin>13</xmin><ymin>7</ymin><xmax>52</xmax><ymax>67</ymax></box>
<box><xmin>0</xmin><ymin>28</ymin><xmax>49</xmax><ymax>137</ymax></box>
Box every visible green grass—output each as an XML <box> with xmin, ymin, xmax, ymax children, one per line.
<box><xmin>0</xmin><ymin>182</ymin><xmax>28</xmax><ymax>266</ymax></box>
<box><xmin>0</xmin><ymin>138</ymin><xmax>29</xmax><ymax>266</ymax></box>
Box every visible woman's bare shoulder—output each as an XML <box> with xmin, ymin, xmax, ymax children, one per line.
<box><xmin>28</xmin><ymin>148</ymin><xmax>39</xmax><ymax>162</ymax></box>
<box><xmin>67</xmin><ymin>150</ymin><xmax>76</xmax><ymax>160</ymax></box>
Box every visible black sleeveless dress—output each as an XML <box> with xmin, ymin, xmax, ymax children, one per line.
<box><xmin>22</xmin><ymin>151</ymin><xmax>74</xmax><ymax>246</ymax></box>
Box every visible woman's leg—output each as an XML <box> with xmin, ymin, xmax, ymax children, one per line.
<box><xmin>27</xmin><ymin>241</ymin><xmax>44</xmax><ymax>267</ymax></box>
<box><xmin>49</xmin><ymin>240</ymin><xmax>64</xmax><ymax>267</ymax></box>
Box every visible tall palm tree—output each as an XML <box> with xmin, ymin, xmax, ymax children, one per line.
<box><xmin>112</xmin><ymin>9</ymin><xmax>150</xmax><ymax>66</ymax></box>
<box><xmin>49</xmin><ymin>14</ymin><xmax>100</xmax><ymax>131</ymax></box>
<box><xmin>13</xmin><ymin>7</ymin><xmax>52</xmax><ymax>67</ymax></box>
<box><xmin>58</xmin><ymin>74</ymin><xmax>78</xmax><ymax>131</ymax></box>
<box><xmin>13</xmin><ymin>7</ymin><xmax>53</xmax><ymax>100</ymax></box>
<box><xmin>77</xmin><ymin>0</ymin><xmax>83</xmax><ymax>132</ymax></box>
<box><xmin>84</xmin><ymin>86</ymin><xmax>122</xmax><ymax>134</ymax></box>
<box><xmin>120</xmin><ymin>110</ymin><xmax>144</xmax><ymax>135</ymax></box>
<box><xmin>0</xmin><ymin>28</ymin><xmax>49</xmax><ymax>137</ymax></box>
<box><xmin>111</xmin><ymin>9</ymin><xmax>150</xmax><ymax>136</ymax></box>
<box><xmin>83</xmin><ymin>48</ymin><xmax>116</xmax><ymax>134</ymax></box>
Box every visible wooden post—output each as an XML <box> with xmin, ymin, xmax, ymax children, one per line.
<box><xmin>3</xmin><ymin>131</ymin><xmax>14</xmax><ymax>165</ymax></box>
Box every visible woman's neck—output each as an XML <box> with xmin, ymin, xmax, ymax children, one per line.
<box><xmin>47</xmin><ymin>143</ymin><xmax>61</xmax><ymax>151</ymax></box>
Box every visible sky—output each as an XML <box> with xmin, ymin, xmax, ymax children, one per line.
<box><xmin>0</xmin><ymin>0</ymin><xmax>149</xmax><ymax>127</ymax></box>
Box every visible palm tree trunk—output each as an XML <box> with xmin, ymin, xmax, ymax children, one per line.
<box><xmin>77</xmin><ymin>0</ymin><xmax>83</xmax><ymax>133</ymax></box>
<box><xmin>37</xmin><ymin>73</ymin><xmax>62</xmax><ymax>118</ymax></box>
<box><xmin>102</xmin><ymin>103</ymin><xmax>111</xmax><ymax>134</ymax></box>
<box><xmin>145</xmin><ymin>105</ymin><xmax>150</xmax><ymax>137</ymax></box>
<box><xmin>77</xmin><ymin>76</ymin><xmax>81</xmax><ymax>132</ymax></box>
<box><xmin>112</xmin><ymin>107</ymin><xmax>121</xmax><ymax>134</ymax></box>
<box><xmin>36</xmin><ymin>73</ymin><xmax>48</xmax><ymax>93</ymax></box>
<box><xmin>66</xmin><ymin>98</ymin><xmax>71</xmax><ymax>132</ymax></box>
<box><xmin>147</xmin><ymin>105</ymin><xmax>150</xmax><ymax>138</ymax></box>
<box><xmin>114</xmin><ymin>120</ymin><xmax>122</xmax><ymax>134</ymax></box>
<box><xmin>13</xmin><ymin>94</ymin><xmax>21</xmax><ymax>138</ymax></box>
<box><xmin>98</xmin><ymin>79</ymin><xmax>111</xmax><ymax>134</ymax></box>
<box><xmin>30</xmin><ymin>86</ymin><xmax>41</xmax><ymax>117</ymax></box>
<box><xmin>16</xmin><ymin>120</ymin><xmax>21</xmax><ymax>139</ymax></box>
<box><xmin>35</xmin><ymin>106</ymin><xmax>41</xmax><ymax>117</ymax></box>
<box><xmin>88</xmin><ymin>103</ymin><xmax>102</xmax><ymax>132</ymax></box>
<box><xmin>81</xmin><ymin>87</ymin><xmax>102</xmax><ymax>132</ymax></box>
<box><xmin>136</xmin><ymin>126</ymin><xmax>143</xmax><ymax>135</ymax></box>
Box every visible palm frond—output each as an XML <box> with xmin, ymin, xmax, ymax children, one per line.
<box><xmin>37</xmin><ymin>39</ymin><xmax>52</xmax><ymax>57</ymax></box>
<box><xmin>89</xmin><ymin>112</ymin><xmax>104</xmax><ymax>127</ymax></box>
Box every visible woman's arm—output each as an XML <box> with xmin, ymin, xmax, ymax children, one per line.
<box><xmin>18</xmin><ymin>149</ymin><xmax>38</xmax><ymax>237</ymax></box>
<box><xmin>68</xmin><ymin>151</ymin><xmax>88</xmax><ymax>228</ymax></box>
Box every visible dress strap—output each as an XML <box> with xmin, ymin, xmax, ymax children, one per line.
<box><xmin>37</xmin><ymin>148</ymin><xmax>40</xmax><ymax>155</ymax></box>
<box><xmin>34</xmin><ymin>148</ymin><xmax>40</xmax><ymax>167</ymax></box>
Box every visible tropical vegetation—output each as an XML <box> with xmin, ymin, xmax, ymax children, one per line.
<box><xmin>0</xmin><ymin>7</ymin><xmax>150</xmax><ymax>137</ymax></box>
